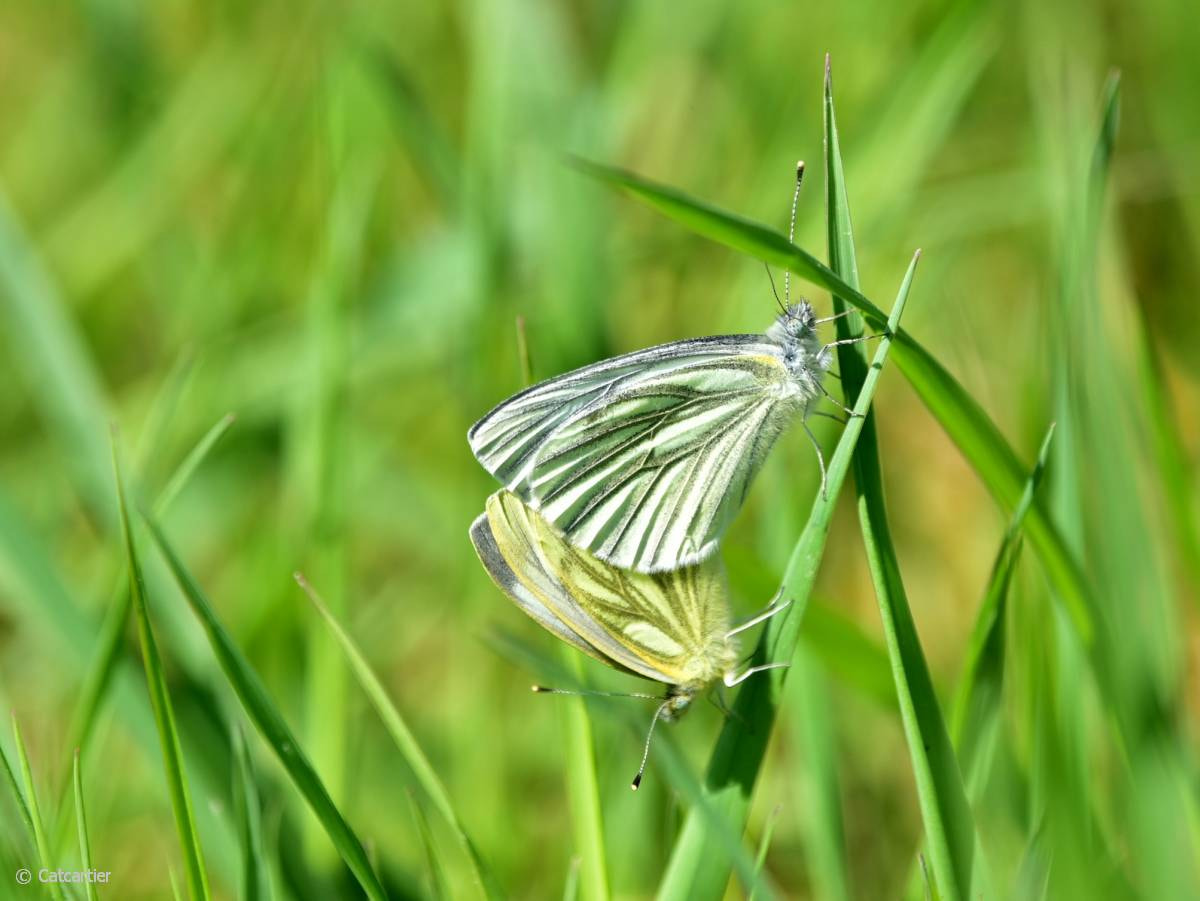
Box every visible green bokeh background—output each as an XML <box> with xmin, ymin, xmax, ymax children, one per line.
<box><xmin>0</xmin><ymin>1</ymin><xmax>1197</xmax><ymax>898</ymax></box>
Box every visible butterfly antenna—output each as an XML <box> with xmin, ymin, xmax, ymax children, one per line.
<box><xmin>784</xmin><ymin>160</ymin><xmax>805</xmax><ymax>309</ymax></box>
<box><xmin>764</xmin><ymin>264</ymin><xmax>786</xmax><ymax>315</ymax></box>
<box><xmin>531</xmin><ymin>685</ymin><xmax>661</xmax><ymax>701</ymax></box>
<box><xmin>632</xmin><ymin>699</ymin><xmax>673</xmax><ymax>791</ymax></box>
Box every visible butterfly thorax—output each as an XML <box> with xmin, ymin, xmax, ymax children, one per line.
<box><xmin>767</xmin><ymin>301</ymin><xmax>830</xmax><ymax>404</ymax></box>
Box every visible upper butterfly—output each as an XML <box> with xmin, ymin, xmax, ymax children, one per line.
<box><xmin>468</xmin><ymin>301</ymin><xmax>834</xmax><ymax>574</ymax></box>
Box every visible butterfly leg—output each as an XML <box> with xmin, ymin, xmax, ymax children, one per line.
<box><xmin>821</xmin><ymin>333</ymin><xmax>882</xmax><ymax>354</ymax></box>
<box><xmin>810</xmin><ymin>410</ymin><xmax>850</xmax><ymax>426</ymax></box>
<box><xmin>723</xmin><ymin>662</ymin><xmax>790</xmax><ymax>687</ymax></box>
<box><xmin>802</xmin><ymin>419</ymin><xmax>829</xmax><ymax>500</ymax></box>
<box><xmin>726</xmin><ymin>592</ymin><xmax>791</xmax><ymax>638</ymax></box>
<box><xmin>818</xmin><ymin>382</ymin><xmax>863</xmax><ymax>419</ymax></box>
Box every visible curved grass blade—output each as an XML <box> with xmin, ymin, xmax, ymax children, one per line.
<box><xmin>293</xmin><ymin>573</ymin><xmax>502</xmax><ymax>901</ymax></box>
<box><xmin>656</xmin><ymin>251</ymin><xmax>918</xmax><ymax>901</ymax></box>
<box><xmin>7</xmin><ymin>716</ymin><xmax>65</xmax><ymax>901</ymax></box>
<box><xmin>113</xmin><ymin>443</ymin><xmax>211</xmax><ymax>901</ymax></box>
<box><xmin>142</xmin><ymin>518</ymin><xmax>387</xmax><ymax>901</ymax></box>
<box><xmin>822</xmin><ymin>62</ymin><xmax>973</xmax><ymax>901</ymax></box>
<box><xmin>571</xmin><ymin>163</ymin><xmax>1093</xmax><ymax>648</ymax></box>
<box><xmin>73</xmin><ymin>750</ymin><xmax>99</xmax><ymax>901</ymax></box>
<box><xmin>231</xmin><ymin>725</ymin><xmax>267</xmax><ymax>901</ymax></box>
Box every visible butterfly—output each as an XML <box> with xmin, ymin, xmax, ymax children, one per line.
<box><xmin>470</xmin><ymin>489</ymin><xmax>787</xmax><ymax>788</ymax></box>
<box><xmin>468</xmin><ymin>300</ymin><xmax>860</xmax><ymax>575</ymax></box>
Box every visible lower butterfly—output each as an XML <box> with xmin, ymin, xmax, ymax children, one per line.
<box><xmin>471</xmin><ymin>489</ymin><xmax>788</xmax><ymax>789</ymax></box>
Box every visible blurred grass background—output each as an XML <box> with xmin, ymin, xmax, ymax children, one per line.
<box><xmin>0</xmin><ymin>0</ymin><xmax>1197</xmax><ymax>898</ymax></box>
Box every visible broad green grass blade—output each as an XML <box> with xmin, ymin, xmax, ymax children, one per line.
<box><xmin>823</xmin><ymin>63</ymin><xmax>974</xmax><ymax>901</ymax></box>
<box><xmin>113</xmin><ymin>443</ymin><xmax>211</xmax><ymax>901</ymax></box>
<box><xmin>293</xmin><ymin>573</ymin><xmax>501</xmax><ymax>901</ymax></box>
<box><xmin>572</xmin><ymin>162</ymin><xmax>1093</xmax><ymax>648</ymax></box>
<box><xmin>560</xmin><ymin>650</ymin><xmax>610</xmax><ymax>901</ymax></box>
<box><xmin>142</xmin><ymin>517</ymin><xmax>388</xmax><ymax>901</ymax></box>
<box><xmin>656</xmin><ymin>251</ymin><xmax>917</xmax><ymax>901</ymax></box>
<box><xmin>73</xmin><ymin>750</ymin><xmax>99</xmax><ymax>901</ymax></box>
<box><xmin>9</xmin><ymin>716</ymin><xmax>65</xmax><ymax>901</ymax></box>
<box><xmin>951</xmin><ymin>423</ymin><xmax>1055</xmax><ymax>771</ymax></box>
<box><xmin>231</xmin><ymin>725</ymin><xmax>267</xmax><ymax>901</ymax></box>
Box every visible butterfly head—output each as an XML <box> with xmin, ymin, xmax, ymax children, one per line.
<box><xmin>773</xmin><ymin>300</ymin><xmax>817</xmax><ymax>337</ymax></box>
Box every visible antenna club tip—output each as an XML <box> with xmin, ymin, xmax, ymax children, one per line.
<box><xmin>631</xmin><ymin>775</ymin><xmax>642</xmax><ymax>791</ymax></box>
<box><xmin>796</xmin><ymin>160</ymin><xmax>805</xmax><ymax>175</ymax></box>
<box><xmin>531</xmin><ymin>685</ymin><xmax>547</xmax><ymax>693</ymax></box>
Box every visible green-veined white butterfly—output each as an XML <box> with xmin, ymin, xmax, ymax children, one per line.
<box><xmin>470</xmin><ymin>489</ymin><xmax>787</xmax><ymax>788</ymax></box>
<box><xmin>468</xmin><ymin>299</ymin><xmax>867</xmax><ymax>575</ymax></box>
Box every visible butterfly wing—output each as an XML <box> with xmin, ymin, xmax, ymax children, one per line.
<box><xmin>469</xmin><ymin>336</ymin><xmax>800</xmax><ymax>573</ymax></box>
<box><xmin>488</xmin><ymin>491</ymin><xmax>733</xmax><ymax>686</ymax></box>
<box><xmin>471</xmin><ymin>495</ymin><xmax>664</xmax><ymax>681</ymax></box>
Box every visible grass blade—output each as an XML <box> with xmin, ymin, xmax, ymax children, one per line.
<box><xmin>0</xmin><ymin>190</ymin><xmax>113</xmax><ymax>529</ymax></box>
<box><xmin>823</xmin><ymin>61</ymin><xmax>974</xmax><ymax>901</ymax></box>
<box><xmin>113</xmin><ymin>441</ymin><xmax>211</xmax><ymax>901</ymax></box>
<box><xmin>65</xmin><ymin>411</ymin><xmax>238</xmax><ymax>769</ymax></box>
<box><xmin>951</xmin><ymin>423</ymin><xmax>1056</xmax><ymax>769</ymax></box>
<box><xmin>142</xmin><ymin>518</ymin><xmax>388</xmax><ymax>901</ymax></box>
<box><xmin>9</xmin><ymin>716</ymin><xmax>65</xmax><ymax>901</ymax></box>
<box><xmin>231</xmin><ymin>725</ymin><xmax>267</xmax><ymax>901</ymax></box>
<box><xmin>410</xmin><ymin>793</ymin><xmax>452</xmax><ymax>901</ymax></box>
<box><xmin>656</xmin><ymin>251</ymin><xmax>918</xmax><ymax>900</ymax></box>
<box><xmin>747</xmin><ymin>805</ymin><xmax>782</xmax><ymax>901</ymax></box>
<box><xmin>73</xmin><ymin>749</ymin><xmax>99</xmax><ymax>901</ymax></box>
<box><xmin>293</xmin><ymin>573</ymin><xmax>501</xmax><ymax>900</ymax></box>
<box><xmin>788</xmin><ymin>650</ymin><xmax>850</xmax><ymax>901</ymax></box>
<box><xmin>572</xmin><ymin>162</ymin><xmax>1094</xmax><ymax>648</ymax></box>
